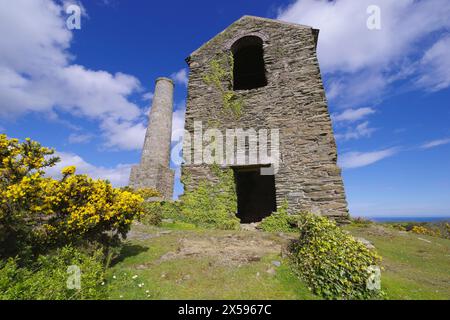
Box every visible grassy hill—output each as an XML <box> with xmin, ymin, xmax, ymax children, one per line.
<box><xmin>345</xmin><ymin>223</ymin><xmax>450</xmax><ymax>299</ymax></box>
<box><xmin>105</xmin><ymin>221</ymin><xmax>450</xmax><ymax>300</ymax></box>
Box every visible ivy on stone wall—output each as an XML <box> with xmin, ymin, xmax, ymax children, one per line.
<box><xmin>171</xmin><ymin>165</ymin><xmax>240</xmax><ymax>230</ymax></box>
<box><xmin>202</xmin><ymin>53</ymin><xmax>244</xmax><ymax>118</ymax></box>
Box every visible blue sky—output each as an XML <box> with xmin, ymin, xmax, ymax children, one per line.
<box><xmin>0</xmin><ymin>0</ymin><xmax>449</xmax><ymax>217</ymax></box>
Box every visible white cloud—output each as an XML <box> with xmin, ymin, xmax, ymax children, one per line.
<box><xmin>170</xmin><ymin>103</ymin><xmax>186</xmax><ymax>168</ymax></box>
<box><xmin>171</xmin><ymin>103</ymin><xmax>186</xmax><ymax>143</ymax></box>
<box><xmin>329</xmin><ymin>71</ymin><xmax>388</xmax><ymax>107</ymax></box>
<box><xmin>416</xmin><ymin>36</ymin><xmax>450</xmax><ymax>92</ymax></box>
<box><xmin>0</xmin><ymin>0</ymin><xmax>145</xmax><ymax>150</ymax></box>
<box><xmin>46</xmin><ymin>152</ymin><xmax>132</xmax><ymax>186</ymax></box>
<box><xmin>338</xmin><ymin>148</ymin><xmax>398</xmax><ymax>169</ymax></box>
<box><xmin>278</xmin><ymin>0</ymin><xmax>450</xmax><ymax>104</ymax></box>
<box><xmin>99</xmin><ymin>101</ymin><xmax>186</xmax><ymax>152</ymax></box>
<box><xmin>100</xmin><ymin>118</ymin><xmax>147</xmax><ymax>151</ymax></box>
<box><xmin>420</xmin><ymin>138</ymin><xmax>450</xmax><ymax>150</ymax></box>
<box><xmin>278</xmin><ymin>0</ymin><xmax>450</xmax><ymax>73</ymax></box>
<box><xmin>68</xmin><ymin>133</ymin><xmax>93</xmax><ymax>144</ymax></box>
<box><xmin>142</xmin><ymin>92</ymin><xmax>154</xmax><ymax>101</ymax></box>
<box><xmin>332</xmin><ymin>107</ymin><xmax>375</xmax><ymax>123</ymax></box>
<box><xmin>170</xmin><ymin>68</ymin><xmax>188</xmax><ymax>87</ymax></box>
<box><xmin>335</xmin><ymin>121</ymin><xmax>376</xmax><ymax>141</ymax></box>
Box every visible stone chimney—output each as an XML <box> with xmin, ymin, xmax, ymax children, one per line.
<box><xmin>129</xmin><ymin>77</ymin><xmax>175</xmax><ymax>199</ymax></box>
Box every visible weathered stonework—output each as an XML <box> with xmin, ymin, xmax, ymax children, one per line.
<box><xmin>182</xmin><ymin>16</ymin><xmax>349</xmax><ymax>221</ymax></box>
<box><xmin>129</xmin><ymin>77</ymin><xmax>175</xmax><ymax>199</ymax></box>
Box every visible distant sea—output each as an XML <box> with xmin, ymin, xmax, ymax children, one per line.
<box><xmin>366</xmin><ymin>216</ymin><xmax>450</xmax><ymax>223</ymax></box>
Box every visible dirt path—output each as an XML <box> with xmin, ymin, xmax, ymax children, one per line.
<box><xmin>158</xmin><ymin>233</ymin><xmax>284</xmax><ymax>266</ymax></box>
<box><xmin>128</xmin><ymin>222</ymin><xmax>295</xmax><ymax>267</ymax></box>
<box><xmin>110</xmin><ymin>223</ymin><xmax>314</xmax><ymax>300</ymax></box>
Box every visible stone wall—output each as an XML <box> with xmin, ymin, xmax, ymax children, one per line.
<box><xmin>130</xmin><ymin>162</ymin><xmax>175</xmax><ymax>199</ymax></box>
<box><xmin>182</xmin><ymin>16</ymin><xmax>349</xmax><ymax>221</ymax></box>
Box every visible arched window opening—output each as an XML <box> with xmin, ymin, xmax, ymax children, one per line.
<box><xmin>232</xmin><ymin>36</ymin><xmax>267</xmax><ymax>91</ymax></box>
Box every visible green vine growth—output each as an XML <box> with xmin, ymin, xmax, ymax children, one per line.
<box><xmin>202</xmin><ymin>53</ymin><xmax>244</xmax><ymax>118</ymax></box>
<box><xmin>177</xmin><ymin>164</ymin><xmax>240</xmax><ymax>230</ymax></box>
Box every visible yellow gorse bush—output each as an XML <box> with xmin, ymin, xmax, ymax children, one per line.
<box><xmin>61</xmin><ymin>165</ymin><xmax>76</xmax><ymax>176</ymax></box>
<box><xmin>0</xmin><ymin>134</ymin><xmax>144</xmax><ymax>258</ymax></box>
<box><xmin>45</xmin><ymin>173</ymin><xmax>144</xmax><ymax>239</ymax></box>
<box><xmin>410</xmin><ymin>225</ymin><xmax>440</xmax><ymax>237</ymax></box>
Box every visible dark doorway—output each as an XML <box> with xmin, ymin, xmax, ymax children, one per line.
<box><xmin>232</xmin><ymin>36</ymin><xmax>267</xmax><ymax>90</ymax></box>
<box><xmin>233</xmin><ymin>166</ymin><xmax>277</xmax><ymax>223</ymax></box>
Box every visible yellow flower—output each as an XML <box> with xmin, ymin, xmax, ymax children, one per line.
<box><xmin>1</xmin><ymin>134</ymin><xmax>145</xmax><ymax>246</ymax></box>
<box><xmin>61</xmin><ymin>166</ymin><xmax>76</xmax><ymax>176</ymax></box>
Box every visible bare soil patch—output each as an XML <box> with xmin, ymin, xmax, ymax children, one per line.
<box><xmin>157</xmin><ymin>232</ymin><xmax>285</xmax><ymax>266</ymax></box>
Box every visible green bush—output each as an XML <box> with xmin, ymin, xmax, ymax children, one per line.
<box><xmin>140</xmin><ymin>202</ymin><xmax>164</xmax><ymax>226</ymax></box>
<box><xmin>350</xmin><ymin>217</ymin><xmax>374</xmax><ymax>227</ymax></box>
<box><xmin>259</xmin><ymin>201</ymin><xmax>301</xmax><ymax>233</ymax></box>
<box><xmin>289</xmin><ymin>213</ymin><xmax>384</xmax><ymax>300</ymax></box>
<box><xmin>138</xmin><ymin>167</ymin><xmax>240</xmax><ymax>230</ymax></box>
<box><xmin>0</xmin><ymin>246</ymin><xmax>106</xmax><ymax>300</ymax></box>
<box><xmin>139</xmin><ymin>200</ymin><xmax>185</xmax><ymax>227</ymax></box>
<box><xmin>178</xmin><ymin>166</ymin><xmax>240</xmax><ymax>230</ymax></box>
<box><xmin>158</xmin><ymin>201</ymin><xmax>183</xmax><ymax>221</ymax></box>
<box><xmin>121</xmin><ymin>187</ymin><xmax>161</xmax><ymax>200</ymax></box>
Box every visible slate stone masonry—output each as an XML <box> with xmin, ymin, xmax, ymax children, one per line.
<box><xmin>182</xmin><ymin>16</ymin><xmax>349</xmax><ymax>221</ymax></box>
<box><xmin>129</xmin><ymin>77</ymin><xmax>175</xmax><ymax>199</ymax></box>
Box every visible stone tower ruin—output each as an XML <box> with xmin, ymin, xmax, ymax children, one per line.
<box><xmin>129</xmin><ymin>77</ymin><xmax>175</xmax><ymax>199</ymax></box>
<box><xmin>182</xmin><ymin>16</ymin><xmax>349</xmax><ymax>222</ymax></box>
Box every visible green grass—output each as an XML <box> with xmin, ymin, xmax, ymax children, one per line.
<box><xmin>106</xmin><ymin>222</ymin><xmax>450</xmax><ymax>300</ymax></box>
<box><xmin>344</xmin><ymin>224</ymin><xmax>450</xmax><ymax>300</ymax></box>
<box><xmin>106</xmin><ymin>223</ymin><xmax>317</xmax><ymax>300</ymax></box>
<box><xmin>160</xmin><ymin>220</ymin><xmax>199</xmax><ymax>231</ymax></box>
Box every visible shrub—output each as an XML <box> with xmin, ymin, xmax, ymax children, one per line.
<box><xmin>178</xmin><ymin>166</ymin><xmax>240</xmax><ymax>230</ymax></box>
<box><xmin>133</xmin><ymin>167</ymin><xmax>241</xmax><ymax>230</ymax></box>
<box><xmin>0</xmin><ymin>134</ymin><xmax>144</xmax><ymax>260</ymax></box>
<box><xmin>159</xmin><ymin>201</ymin><xmax>183</xmax><ymax>221</ymax></box>
<box><xmin>390</xmin><ymin>222</ymin><xmax>442</xmax><ymax>237</ymax></box>
<box><xmin>121</xmin><ymin>187</ymin><xmax>161</xmax><ymax>200</ymax></box>
<box><xmin>138</xmin><ymin>199</ymin><xmax>185</xmax><ymax>227</ymax></box>
<box><xmin>289</xmin><ymin>213</ymin><xmax>384</xmax><ymax>300</ymax></box>
<box><xmin>140</xmin><ymin>202</ymin><xmax>164</xmax><ymax>226</ymax></box>
<box><xmin>410</xmin><ymin>225</ymin><xmax>439</xmax><ymax>237</ymax></box>
<box><xmin>137</xmin><ymin>188</ymin><xmax>161</xmax><ymax>199</ymax></box>
<box><xmin>351</xmin><ymin>217</ymin><xmax>374</xmax><ymax>227</ymax></box>
<box><xmin>390</xmin><ymin>223</ymin><xmax>407</xmax><ymax>231</ymax></box>
<box><xmin>0</xmin><ymin>246</ymin><xmax>106</xmax><ymax>300</ymax></box>
<box><xmin>43</xmin><ymin>173</ymin><xmax>144</xmax><ymax>247</ymax></box>
<box><xmin>259</xmin><ymin>201</ymin><xmax>301</xmax><ymax>233</ymax></box>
